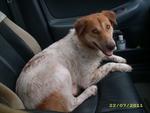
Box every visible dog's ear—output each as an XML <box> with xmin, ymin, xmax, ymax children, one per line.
<box><xmin>101</xmin><ymin>10</ymin><xmax>117</xmax><ymax>26</ymax></box>
<box><xmin>74</xmin><ymin>18</ymin><xmax>87</xmax><ymax>36</ymax></box>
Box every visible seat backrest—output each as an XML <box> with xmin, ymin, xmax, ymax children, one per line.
<box><xmin>0</xmin><ymin>11</ymin><xmax>42</xmax><ymax>91</ymax></box>
<box><xmin>0</xmin><ymin>11</ymin><xmax>41</xmax><ymax>61</ymax></box>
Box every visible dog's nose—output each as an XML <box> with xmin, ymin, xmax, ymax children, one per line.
<box><xmin>106</xmin><ymin>43</ymin><xmax>116</xmax><ymax>51</ymax></box>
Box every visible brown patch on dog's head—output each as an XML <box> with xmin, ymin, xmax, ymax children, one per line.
<box><xmin>101</xmin><ymin>10</ymin><xmax>117</xmax><ymax>26</ymax></box>
<box><xmin>74</xmin><ymin>10</ymin><xmax>117</xmax><ymax>56</ymax></box>
<box><xmin>74</xmin><ymin>18</ymin><xmax>87</xmax><ymax>37</ymax></box>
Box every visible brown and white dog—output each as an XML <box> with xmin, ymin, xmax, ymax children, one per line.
<box><xmin>16</xmin><ymin>10</ymin><xmax>132</xmax><ymax>112</ymax></box>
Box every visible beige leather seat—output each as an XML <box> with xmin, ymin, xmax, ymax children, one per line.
<box><xmin>0</xmin><ymin>11</ymin><xmax>42</xmax><ymax>110</ymax></box>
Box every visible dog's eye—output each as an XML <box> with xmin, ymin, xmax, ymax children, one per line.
<box><xmin>92</xmin><ymin>28</ymin><xmax>99</xmax><ymax>34</ymax></box>
<box><xmin>106</xmin><ymin>25</ymin><xmax>110</xmax><ymax>30</ymax></box>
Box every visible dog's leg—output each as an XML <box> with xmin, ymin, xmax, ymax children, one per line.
<box><xmin>36</xmin><ymin>67</ymin><xmax>97</xmax><ymax>112</ymax></box>
<box><xmin>64</xmin><ymin>85</ymin><xmax>97</xmax><ymax>112</ymax></box>
<box><xmin>37</xmin><ymin>85</ymin><xmax>97</xmax><ymax>113</ymax></box>
<box><xmin>72</xmin><ymin>83</ymin><xmax>79</xmax><ymax>96</ymax></box>
<box><xmin>103</xmin><ymin>55</ymin><xmax>127</xmax><ymax>63</ymax></box>
<box><xmin>81</xmin><ymin>62</ymin><xmax>132</xmax><ymax>88</ymax></box>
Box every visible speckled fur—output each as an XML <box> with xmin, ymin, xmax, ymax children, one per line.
<box><xmin>16</xmin><ymin>12</ymin><xmax>132</xmax><ymax>112</ymax></box>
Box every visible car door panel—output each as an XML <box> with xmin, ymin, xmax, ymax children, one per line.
<box><xmin>42</xmin><ymin>0</ymin><xmax>129</xmax><ymax>18</ymax></box>
<box><xmin>39</xmin><ymin>0</ymin><xmax>150</xmax><ymax>49</ymax></box>
<box><xmin>39</xmin><ymin>0</ymin><xmax>132</xmax><ymax>40</ymax></box>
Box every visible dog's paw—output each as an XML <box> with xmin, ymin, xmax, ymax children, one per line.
<box><xmin>119</xmin><ymin>63</ymin><xmax>132</xmax><ymax>72</ymax></box>
<box><xmin>87</xmin><ymin>85</ymin><xmax>98</xmax><ymax>96</ymax></box>
<box><xmin>120</xmin><ymin>64</ymin><xmax>132</xmax><ymax>72</ymax></box>
<box><xmin>112</xmin><ymin>63</ymin><xmax>132</xmax><ymax>72</ymax></box>
<box><xmin>108</xmin><ymin>55</ymin><xmax>127</xmax><ymax>63</ymax></box>
<box><xmin>117</xmin><ymin>57</ymin><xmax>127</xmax><ymax>63</ymax></box>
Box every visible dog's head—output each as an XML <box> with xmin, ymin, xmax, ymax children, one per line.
<box><xmin>74</xmin><ymin>10</ymin><xmax>117</xmax><ymax>56</ymax></box>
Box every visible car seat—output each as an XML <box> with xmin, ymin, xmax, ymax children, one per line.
<box><xmin>0</xmin><ymin>11</ymin><xmax>146</xmax><ymax>113</ymax></box>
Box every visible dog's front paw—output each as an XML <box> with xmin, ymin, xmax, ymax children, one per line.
<box><xmin>117</xmin><ymin>57</ymin><xmax>127</xmax><ymax>63</ymax></box>
<box><xmin>87</xmin><ymin>85</ymin><xmax>98</xmax><ymax>96</ymax></box>
<box><xmin>108</xmin><ymin>55</ymin><xmax>127</xmax><ymax>63</ymax></box>
<box><xmin>120</xmin><ymin>64</ymin><xmax>132</xmax><ymax>72</ymax></box>
<box><xmin>112</xmin><ymin>63</ymin><xmax>132</xmax><ymax>72</ymax></box>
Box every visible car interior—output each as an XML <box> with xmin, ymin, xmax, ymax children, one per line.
<box><xmin>0</xmin><ymin>0</ymin><xmax>150</xmax><ymax>113</ymax></box>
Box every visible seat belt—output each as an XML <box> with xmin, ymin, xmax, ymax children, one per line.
<box><xmin>6</xmin><ymin>0</ymin><xmax>26</xmax><ymax>29</ymax></box>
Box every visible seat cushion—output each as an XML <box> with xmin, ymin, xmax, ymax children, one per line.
<box><xmin>0</xmin><ymin>11</ymin><xmax>41</xmax><ymax>62</ymax></box>
<box><xmin>0</xmin><ymin>21</ymin><xmax>34</xmax><ymax>62</ymax></box>
<box><xmin>0</xmin><ymin>34</ymin><xmax>25</xmax><ymax>91</ymax></box>
<box><xmin>0</xmin><ymin>11</ymin><xmax>41</xmax><ymax>90</ymax></box>
<box><xmin>0</xmin><ymin>83</ymin><xmax>24</xmax><ymax>109</ymax></box>
<box><xmin>97</xmin><ymin>72</ymin><xmax>145</xmax><ymax>113</ymax></box>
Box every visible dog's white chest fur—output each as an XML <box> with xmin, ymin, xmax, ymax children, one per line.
<box><xmin>46</xmin><ymin>29</ymin><xmax>103</xmax><ymax>85</ymax></box>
